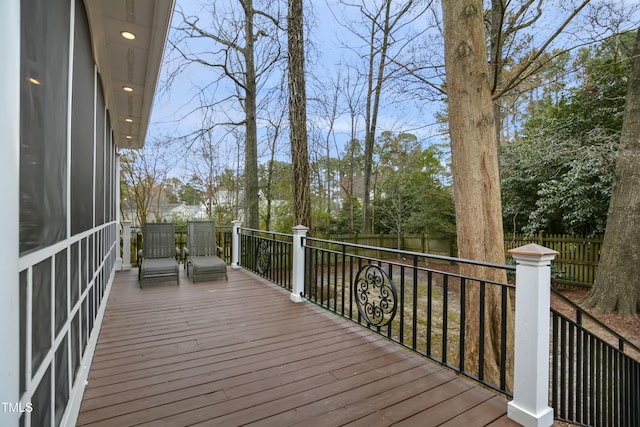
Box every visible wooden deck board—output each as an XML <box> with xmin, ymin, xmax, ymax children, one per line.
<box><xmin>78</xmin><ymin>267</ymin><xmax>519</xmax><ymax>426</ymax></box>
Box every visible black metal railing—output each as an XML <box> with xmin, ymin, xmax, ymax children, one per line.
<box><xmin>238</xmin><ymin>227</ymin><xmax>293</xmax><ymax>290</ymax></box>
<box><xmin>550</xmin><ymin>291</ymin><xmax>640</xmax><ymax>427</ymax></box>
<box><xmin>302</xmin><ymin>236</ymin><xmax>515</xmax><ymax>397</ymax></box>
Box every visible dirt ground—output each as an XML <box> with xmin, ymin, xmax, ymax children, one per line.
<box><xmin>555</xmin><ymin>287</ymin><xmax>640</xmax><ymax>349</ymax></box>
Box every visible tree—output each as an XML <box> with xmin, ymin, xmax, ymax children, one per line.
<box><xmin>217</xmin><ymin>166</ymin><xmax>243</xmax><ymax>224</ymax></box>
<box><xmin>333</xmin><ymin>197</ymin><xmax>363</xmax><ymax>235</ymax></box>
<box><xmin>487</xmin><ymin>0</ymin><xmax>587</xmax><ymax>143</ymax></box>
<box><xmin>178</xmin><ymin>176</ymin><xmax>204</xmax><ymax>206</ymax></box>
<box><xmin>307</xmin><ymin>68</ymin><xmax>345</xmax><ymax>221</ymax></box>
<box><xmin>119</xmin><ymin>139</ymin><xmax>174</xmax><ymax>226</ymax></box>
<box><xmin>583</xmin><ymin>29</ymin><xmax>640</xmax><ymax>318</ymax></box>
<box><xmin>481</xmin><ymin>0</ymin><xmax>640</xmax><ymax>145</ymax></box>
<box><xmin>171</xmin><ymin>1</ymin><xmax>284</xmax><ymax>228</ymax></box>
<box><xmin>287</xmin><ymin>0</ymin><xmax>312</xmax><ymax>229</ymax></box>
<box><xmin>309</xmin><ymin>64</ymin><xmax>364</xmax><ymax>227</ymax></box>
<box><xmin>331</xmin><ymin>137</ymin><xmax>365</xmax><ymax>235</ymax></box>
<box><xmin>501</xmin><ymin>32</ymin><xmax>633</xmax><ymax>235</ymax></box>
<box><xmin>373</xmin><ymin>131</ymin><xmax>454</xmax><ymax>244</ymax></box>
<box><xmin>373</xmin><ymin>132</ymin><xmax>421</xmax><ymax>245</ymax></box>
<box><xmin>259</xmin><ymin>160</ymin><xmax>294</xmax><ymax>230</ymax></box>
<box><xmin>442</xmin><ymin>0</ymin><xmax>512</xmax><ymax>389</ymax></box>
<box><xmin>261</xmin><ymin>100</ymin><xmax>287</xmax><ymax>231</ymax></box>
<box><xmin>162</xmin><ymin>177</ymin><xmax>183</xmax><ymax>204</ymax></box>
<box><xmin>188</xmin><ymin>131</ymin><xmax>225</xmax><ymax>220</ymax></box>
<box><xmin>501</xmin><ymin>135</ymin><xmax>616</xmax><ymax>236</ymax></box>
<box><xmin>334</xmin><ymin>0</ymin><xmax>429</xmax><ymax>233</ymax></box>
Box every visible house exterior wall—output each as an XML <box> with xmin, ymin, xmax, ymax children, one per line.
<box><xmin>0</xmin><ymin>0</ymin><xmax>119</xmax><ymax>425</ymax></box>
<box><xmin>0</xmin><ymin>0</ymin><xmax>22</xmax><ymax>425</ymax></box>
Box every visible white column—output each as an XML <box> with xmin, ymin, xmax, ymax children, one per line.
<box><xmin>231</xmin><ymin>220</ymin><xmax>242</xmax><ymax>269</ymax></box>
<box><xmin>0</xmin><ymin>1</ymin><xmax>21</xmax><ymax>425</ymax></box>
<box><xmin>114</xmin><ymin>152</ymin><xmax>122</xmax><ymax>270</ymax></box>
<box><xmin>507</xmin><ymin>243</ymin><xmax>558</xmax><ymax>427</ymax></box>
<box><xmin>121</xmin><ymin>221</ymin><xmax>132</xmax><ymax>270</ymax></box>
<box><xmin>290</xmin><ymin>225</ymin><xmax>309</xmax><ymax>303</ymax></box>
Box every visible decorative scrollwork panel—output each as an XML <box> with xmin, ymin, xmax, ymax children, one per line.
<box><xmin>256</xmin><ymin>240</ymin><xmax>271</xmax><ymax>274</ymax></box>
<box><xmin>353</xmin><ymin>264</ymin><xmax>397</xmax><ymax>327</ymax></box>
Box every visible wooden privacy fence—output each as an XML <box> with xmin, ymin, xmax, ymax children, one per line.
<box><xmin>325</xmin><ymin>233</ymin><xmax>456</xmax><ymax>259</ymax></box>
<box><xmin>505</xmin><ymin>232</ymin><xmax>602</xmax><ymax>288</ymax></box>
<box><xmin>327</xmin><ymin>232</ymin><xmax>603</xmax><ymax>288</ymax></box>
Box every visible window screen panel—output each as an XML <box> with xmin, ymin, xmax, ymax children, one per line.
<box><xmin>32</xmin><ymin>257</ymin><xmax>52</xmax><ymax>375</ymax></box>
<box><xmin>31</xmin><ymin>366</ymin><xmax>52</xmax><ymax>427</ymax></box>
<box><xmin>54</xmin><ymin>336</ymin><xmax>69</xmax><ymax>426</ymax></box>
<box><xmin>70</xmin><ymin>0</ymin><xmax>95</xmax><ymax>236</ymax></box>
<box><xmin>71</xmin><ymin>312</ymin><xmax>80</xmax><ymax>381</ymax></box>
<box><xmin>19</xmin><ymin>0</ymin><xmax>70</xmax><ymax>255</ymax></box>
<box><xmin>96</xmin><ymin>80</ymin><xmax>105</xmax><ymax>225</ymax></box>
<box><xmin>81</xmin><ymin>299</ymin><xmax>88</xmax><ymax>355</ymax></box>
<box><xmin>20</xmin><ymin>270</ymin><xmax>27</xmax><ymax>395</ymax></box>
<box><xmin>81</xmin><ymin>238</ymin><xmax>87</xmax><ymax>293</ymax></box>
<box><xmin>88</xmin><ymin>288</ymin><xmax>95</xmax><ymax>336</ymax></box>
<box><xmin>70</xmin><ymin>241</ymin><xmax>79</xmax><ymax>308</ymax></box>
<box><xmin>55</xmin><ymin>249</ymin><xmax>67</xmax><ymax>336</ymax></box>
<box><xmin>106</xmin><ymin>124</ymin><xmax>113</xmax><ymax>222</ymax></box>
<box><xmin>89</xmin><ymin>234</ymin><xmax>94</xmax><ymax>281</ymax></box>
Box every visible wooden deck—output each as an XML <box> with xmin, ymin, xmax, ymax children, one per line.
<box><xmin>77</xmin><ymin>267</ymin><xmax>519</xmax><ymax>426</ymax></box>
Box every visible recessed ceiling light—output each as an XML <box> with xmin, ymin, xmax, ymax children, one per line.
<box><xmin>125</xmin><ymin>135</ymin><xmax>133</xmax><ymax>139</ymax></box>
<box><xmin>28</xmin><ymin>77</ymin><xmax>41</xmax><ymax>85</ymax></box>
<box><xmin>121</xmin><ymin>31</ymin><xmax>136</xmax><ymax>40</ymax></box>
<box><xmin>123</xmin><ymin>86</ymin><xmax>134</xmax><ymax>92</ymax></box>
<box><xmin>125</xmin><ymin>118</ymin><xmax>133</xmax><ymax>123</ymax></box>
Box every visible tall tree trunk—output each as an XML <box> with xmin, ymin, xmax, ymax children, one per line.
<box><xmin>265</xmin><ymin>157</ymin><xmax>275</xmax><ymax>230</ymax></box>
<box><xmin>488</xmin><ymin>0</ymin><xmax>504</xmax><ymax>146</ymax></box>
<box><xmin>243</xmin><ymin>0</ymin><xmax>260</xmax><ymax>229</ymax></box>
<box><xmin>362</xmin><ymin>1</ymin><xmax>392</xmax><ymax>233</ymax></box>
<box><xmin>582</xmin><ymin>29</ymin><xmax>640</xmax><ymax>319</ymax></box>
<box><xmin>288</xmin><ymin>0</ymin><xmax>311</xmax><ymax>229</ymax></box>
<box><xmin>442</xmin><ymin>0</ymin><xmax>513</xmax><ymax>390</ymax></box>
<box><xmin>362</xmin><ymin>17</ymin><xmax>377</xmax><ymax>234</ymax></box>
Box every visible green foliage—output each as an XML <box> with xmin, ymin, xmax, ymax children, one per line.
<box><xmin>312</xmin><ymin>209</ymin><xmax>334</xmax><ymax>234</ymax></box>
<box><xmin>331</xmin><ymin>197</ymin><xmax>364</xmax><ymax>234</ymax></box>
<box><xmin>502</xmin><ymin>32</ymin><xmax>633</xmax><ymax>236</ymax></box>
<box><xmin>258</xmin><ymin>160</ymin><xmax>294</xmax><ymax>230</ymax></box>
<box><xmin>162</xmin><ymin>177</ymin><xmax>182</xmax><ymax>204</ymax></box>
<box><xmin>259</xmin><ymin>160</ymin><xmax>293</xmax><ymax>203</ymax></box>
<box><xmin>271</xmin><ymin>203</ymin><xmax>294</xmax><ymax>233</ymax></box>
<box><xmin>179</xmin><ymin>175</ymin><xmax>205</xmax><ymax>205</ymax></box>
<box><xmin>372</xmin><ymin>131</ymin><xmax>455</xmax><ymax>237</ymax></box>
<box><xmin>169</xmin><ymin>213</ymin><xmax>188</xmax><ymax>226</ymax></box>
<box><xmin>523</xmin><ymin>157</ymin><xmax>613</xmax><ymax>235</ymax></box>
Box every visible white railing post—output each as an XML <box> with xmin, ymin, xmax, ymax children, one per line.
<box><xmin>290</xmin><ymin>225</ymin><xmax>309</xmax><ymax>303</ymax></box>
<box><xmin>121</xmin><ymin>221</ymin><xmax>132</xmax><ymax>270</ymax></box>
<box><xmin>231</xmin><ymin>220</ymin><xmax>242</xmax><ymax>269</ymax></box>
<box><xmin>507</xmin><ymin>243</ymin><xmax>558</xmax><ymax>427</ymax></box>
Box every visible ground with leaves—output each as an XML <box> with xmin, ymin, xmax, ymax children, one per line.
<box><xmin>557</xmin><ymin>288</ymin><xmax>640</xmax><ymax>351</ymax></box>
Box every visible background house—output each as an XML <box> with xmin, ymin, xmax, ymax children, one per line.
<box><xmin>0</xmin><ymin>1</ymin><xmax>174</xmax><ymax>426</ymax></box>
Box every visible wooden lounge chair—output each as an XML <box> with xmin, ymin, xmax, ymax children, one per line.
<box><xmin>138</xmin><ymin>223</ymin><xmax>179</xmax><ymax>288</ymax></box>
<box><xmin>185</xmin><ymin>221</ymin><xmax>228</xmax><ymax>283</ymax></box>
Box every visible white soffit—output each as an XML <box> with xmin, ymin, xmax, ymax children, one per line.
<box><xmin>84</xmin><ymin>0</ymin><xmax>175</xmax><ymax>149</ymax></box>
